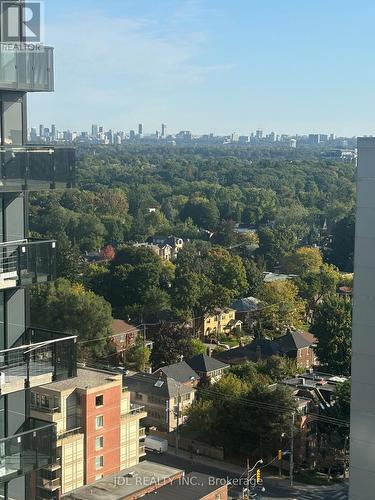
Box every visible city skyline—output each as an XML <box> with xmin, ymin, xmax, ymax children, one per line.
<box><xmin>29</xmin><ymin>122</ymin><xmax>356</xmax><ymax>140</ymax></box>
<box><xmin>27</xmin><ymin>0</ymin><xmax>375</xmax><ymax>137</ymax></box>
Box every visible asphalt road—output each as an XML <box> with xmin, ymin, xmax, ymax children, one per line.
<box><xmin>145</xmin><ymin>451</ymin><xmax>349</xmax><ymax>500</ymax></box>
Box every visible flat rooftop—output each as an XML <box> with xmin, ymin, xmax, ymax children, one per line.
<box><xmin>40</xmin><ymin>367</ymin><xmax>122</xmax><ymax>392</ymax></box>
<box><xmin>143</xmin><ymin>472</ymin><xmax>227</xmax><ymax>500</ymax></box>
<box><xmin>62</xmin><ymin>461</ymin><xmax>183</xmax><ymax>500</ymax></box>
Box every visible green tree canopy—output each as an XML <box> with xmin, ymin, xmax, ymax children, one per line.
<box><xmin>310</xmin><ymin>296</ymin><xmax>352</xmax><ymax>376</ymax></box>
<box><xmin>30</xmin><ymin>279</ymin><xmax>113</xmax><ymax>361</ymax></box>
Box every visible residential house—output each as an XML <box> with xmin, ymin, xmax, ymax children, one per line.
<box><xmin>154</xmin><ymin>361</ymin><xmax>200</xmax><ymax>388</ymax></box>
<box><xmin>110</xmin><ymin>320</ymin><xmax>140</xmax><ymax>362</ymax></box>
<box><xmin>146</xmin><ymin>235</ymin><xmax>184</xmax><ymax>260</ymax></box>
<box><xmin>30</xmin><ymin>367</ymin><xmax>146</xmax><ymax>498</ymax></box>
<box><xmin>277</xmin><ymin>330</ymin><xmax>318</xmax><ymax>369</ymax></box>
<box><xmin>202</xmin><ymin>308</ymin><xmax>242</xmax><ymax>337</ymax></box>
<box><xmin>185</xmin><ymin>354</ymin><xmax>229</xmax><ymax>383</ymax></box>
<box><xmin>214</xmin><ymin>338</ymin><xmax>280</xmax><ymax>366</ymax></box>
<box><xmin>133</xmin><ymin>242</ymin><xmax>173</xmax><ymax>261</ymax></box>
<box><xmin>124</xmin><ymin>373</ymin><xmax>196</xmax><ymax>433</ymax></box>
<box><xmin>280</xmin><ymin>372</ymin><xmax>349</xmax><ymax>464</ymax></box>
<box><xmin>230</xmin><ymin>296</ymin><xmax>263</xmax><ymax>327</ymax></box>
<box><xmin>215</xmin><ymin>330</ymin><xmax>318</xmax><ymax>369</ymax></box>
<box><xmin>281</xmin><ymin>372</ymin><xmax>348</xmax><ymax>409</ymax></box>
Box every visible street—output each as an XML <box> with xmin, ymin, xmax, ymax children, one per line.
<box><xmin>145</xmin><ymin>451</ymin><xmax>349</xmax><ymax>500</ymax></box>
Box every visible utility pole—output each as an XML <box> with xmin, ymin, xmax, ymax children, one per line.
<box><xmin>290</xmin><ymin>411</ymin><xmax>295</xmax><ymax>487</ymax></box>
<box><xmin>343</xmin><ymin>435</ymin><xmax>349</xmax><ymax>479</ymax></box>
<box><xmin>244</xmin><ymin>458</ymin><xmax>250</xmax><ymax>500</ymax></box>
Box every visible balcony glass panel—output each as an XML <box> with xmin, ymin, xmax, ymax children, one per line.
<box><xmin>0</xmin><ymin>329</ymin><xmax>77</xmax><ymax>395</ymax></box>
<box><xmin>0</xmin><ymin>239</ymin><xmax>56</xmax><ymax>290</ymax></box>
<box><xmin>0</xmin><ymin>146</ymin><xmax>76</xmax><ymax>191</ymax></box>
<box><xmin>0</xmin><ymin>418</ymin><xmax>56</xmax><ymax>482</ymax></box>
<box><xmin>0</xmin><ymin>47</ymin><xmax>54</xmax><ymax>92</ymax></box>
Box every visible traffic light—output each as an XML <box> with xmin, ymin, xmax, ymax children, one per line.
<box><xmin>256</xmin><ymin>468</ymin><xmax>261</xmax><ymax>483</ymax></box>
<box><xmin>278</xmin><ymin>449</ymin><xmax>282</xmax><ymax>461</ymax></box>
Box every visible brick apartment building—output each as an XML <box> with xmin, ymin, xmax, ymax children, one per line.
<box><xmin>30</xmin><ymin>367</ymin><xmax>147</xmax><ymax>499</ymax></box>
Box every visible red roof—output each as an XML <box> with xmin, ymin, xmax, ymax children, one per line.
<box><xmin>298</xmin><ymin>331</ymin><xmax>318</xmax><ymax>345</ymax></box>
<box><xmin>112</xmin><ymin>320</ymin><xmax>140</xmax><ymax>335</ymax></box>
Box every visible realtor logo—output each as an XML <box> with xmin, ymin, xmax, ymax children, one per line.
<box><xmin>1</xmin><ymin>2</ymin><xmax>43</xmax><ymax>45</ymax></box>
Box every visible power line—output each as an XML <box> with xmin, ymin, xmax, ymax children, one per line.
<box><xmin>123</xmin><ymin>371</ymin><xmax>350</xmax><ymax>427</ymax></box>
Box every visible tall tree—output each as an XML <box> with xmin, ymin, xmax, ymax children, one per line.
<box><xmin>281</xmin><ymin>247</ymin><xmax>323</xmax><ymax>275</ymax></box>
<box><xmin>330</xmin><ymin>211</ymin><xmax>355</xmax><ymax>272</ymax></box>
<box><xmin>31</xmin><ymin>279</ymin><xmax>113</xmax><ymax>361</ymax></box>
<box><xmin>258</xmin><ymin>280</ymin><xmax>306</xmax><ymax>333</ymax></box>
<box><xmin>310</xmin><ymin>296</ymin><xmax>352</xmax><ymax>375</ymax></box>
<box><xmin>150</xmin><ymin>324</ymin><xmax>194</xmax><ymax>369</ymax></box>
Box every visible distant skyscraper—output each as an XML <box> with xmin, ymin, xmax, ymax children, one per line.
<box><xmin>51</xmin><ymin>124</ymin><xmax>56</xmax><ymax>139</ymax></box>
<box><xmin>30</xmin><ymin>127</ymin><xmax>38</xmax><ymax>142</ymax></box>
<box><xmin>256</xmin><ymin>129</ymin><xmax>263</xmax><ymax>139</ymax></box>
<box><xmin>129</xmin><ymin>130</ymin><xmax>136</xmax><ymax>140</ymax></box>
<box><xmin>91</xmin><ymin>124</ymin><xmax>98</xmax><ymax>138</ymax></box>
<box><xmin>99</xmin><ymin>126</ymin><xmax>104</xmax><ymax>134</ymax></box>
<box><xmin>138</xmin><ymin>123</ymin><xmax>143</xmax><ymax>137</ymax></box>
<box><xmin>161</xmin><ymin>123</ymin><xmax>167</xmax><ymax>138</ymax></box>
<box><xmin>308</xmin><ymin>134</ymin><xmax>320</xmax><ymax>144</ymax></box>
<box><xmin>39</xmin><ymin>124</ymin><xmax>44</xmax><ymax>137</ymax></box>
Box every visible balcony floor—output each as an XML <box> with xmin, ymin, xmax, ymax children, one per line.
<box><xmin>0</xmin><ymin>359</ymin><xmax>54</xmax><ymax>395</ymax></box>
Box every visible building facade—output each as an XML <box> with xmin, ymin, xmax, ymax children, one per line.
<box><xmin>350</xmin><ymin>138</ymin><xmax>375</xmax><ymax>500</ymax></box>
<box><xmin>202</xmin><ymin>308</ymin><xmax>242</xmax><ymax>337</ymax></box>
<box><xmin>30</xmin><ymin>368</ymin><xmax>146</xmax><ymax>498</ymax></box>
<box><xmin>0</xmin><ymin>2</ymin><xmax>77</xmax><ymax>498</ymax></box>
<box><xmin>125</xmin><ymin>373</ymin><xmax>195</xmax><ymax>433</ymax></box>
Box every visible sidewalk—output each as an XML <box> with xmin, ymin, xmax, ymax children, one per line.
<box><xmin>167</xmin><ymin>446</ymin><xmax>246</xmax><ymax>475</ymax></box>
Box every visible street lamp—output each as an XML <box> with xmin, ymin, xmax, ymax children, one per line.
<box><xmin>243</xmin><ymin>459</ymin><xmax>264</xmax><ymax>500</ymax></box>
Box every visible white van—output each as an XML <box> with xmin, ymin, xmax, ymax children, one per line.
<box><xmin>145</xmin><ymin>435</ymin><xmax>168</xmax><ymax>454</ymax></box>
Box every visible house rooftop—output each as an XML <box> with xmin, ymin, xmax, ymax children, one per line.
<box><xmin>230</xmin><ymin>296</ymin><xmax>262</xmax><ymax>312</ymax></box>
<box><xmin>277</xmin><ymin>330</ymin><xmax>317</xmax><ymax>353</ymax></box>
<box><xmin>186</xmin><ymin>354</ymin><xmax>229</xmax><ymax>373</ymax></box>
<box><xmin>124</xmin><ymin>372</ymin><xmax>195</xmax><ymax>398</ymax></box>
<box><xmin>143</xmin><ymin>472</ymin><xmax>226</xmax><ymax>500</ymax></box>
<box><xmin>263</xmin><ymin>272</ymin><xmax>297</xmax><ymax>282</ymax></box>
<box><xmin>154</xmin><ymin>361</ymin><xmax>199</xmax><ymax>384</ymax></box>
<box><xmin>62</xmin><ymin>461</ymin><xmax>183</xmax><ymax>500</ymax></box>
<box><xmin>112</xmin><ymin>319</ymin><xmax>140</xmax><ymax>335</ymax></box>
<box><xmin>39</xmin><ymin>367</ymin><xmax>122</xmax><ymax>392</ymax></box>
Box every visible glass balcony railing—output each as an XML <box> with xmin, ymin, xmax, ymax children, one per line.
<box><xmin>0</xmin><ymin>418</ymin><xmax>56</xmax><ymax>483</ymax></box>
<box><xmin>0</xmin><ymin>46</ymin><xmax>54</xmax><ymax>92</ymax></box>
<box><xmin>0</xmin><ymin>328</ymin><xmax>77</xmax><ymax>396</ymax></box>
<box><xmin>0</xmin><ymin>146</ymin><xmax>76</xmax><ymax>192</ymax></box>
<box><xmin>0</xmin><ymin>239</ymin><xmax>56</xmax><ymax>291</ymax></box>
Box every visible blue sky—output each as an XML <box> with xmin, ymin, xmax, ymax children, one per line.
<box><xmin>28</xmin><ymin>0</ymin><xmax>375</xmax><ymax>136</ymax></box>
